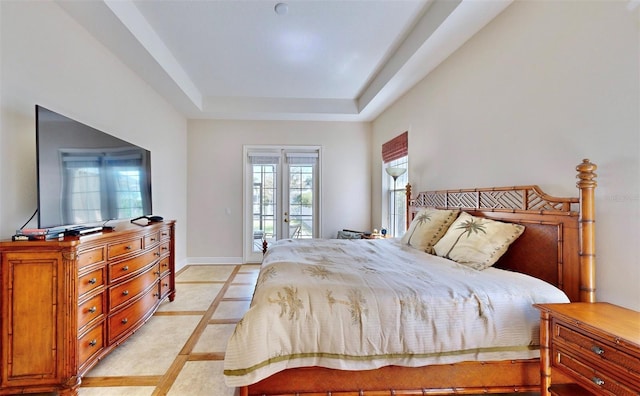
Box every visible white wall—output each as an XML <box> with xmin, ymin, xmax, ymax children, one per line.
<box><xmin>187</xmin><ymin>120</ymin><xmax>371</xmax><ymax>261</ymax></box>
<box><xmin>372</xmin><ymin>1</ymin><xmax>640</xmax><ymax>310</ymax></box>
<box><xmin>0</xmin><ymin>1</ymin><xmax>188</xmax><ymax>264</ymax></box>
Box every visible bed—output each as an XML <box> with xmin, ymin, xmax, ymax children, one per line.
<box><xmin>225</xmin><ymin>159</ymin><xmax>597</xmax><ymax>395</ymax></box>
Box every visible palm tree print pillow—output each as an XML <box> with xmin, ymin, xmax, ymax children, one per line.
<box><xmin>401</xmin><ymin>208</ymin><xmax>459</xmax><ymax>254</ymax></box>
<box><xmin>433</xmin><ymin>212</ymin><xmax>525</xmax><ymax>270</ymax></box>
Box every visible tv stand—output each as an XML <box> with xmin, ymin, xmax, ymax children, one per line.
<box><xmin>0</xmin><ymin>220</ymin><xmax>176</xmax><ymax>395</ymax></box>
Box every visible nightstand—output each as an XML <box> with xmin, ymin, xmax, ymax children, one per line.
<box><xmin>534</xmin><ymin>302</ymin><xmax>640</xmax><ymax>396</ymax></box>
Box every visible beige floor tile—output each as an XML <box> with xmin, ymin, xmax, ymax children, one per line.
<box><xmin>157</xmin><ymin>283</ymin><xmax>223</xmax><ymax>312</ymax></box>
<box><xmin>212</xmin><ymin>301</ymin><xmax>251</xmax><ymax>320</ymax></box>
<box><xmin>177</xmin><ymin>265</ymin><xmax>236</xmax><ymax>282</ymax></box>
<box><xmin>167</xmin><ymin>361</ymin><xmax>238</xmax><ymax>396</ymax></box>
<box><xmin>79</xmin><ymin>387</ymin><xmax>155</xmax><ymax>396</ymax></box>
<box><xmin>192</xmin><ymin>324</ymin><xmax>237</xmax><ymax>353</ymax></box>
<box><xmin>232</xmin><ymin>272</ymin><xmax>259</xmax><ymax>284</ymax></box>
<box><xmin>239</xmin><ymin>264</ymin><xmax>261</xmax><ymax>273</ymax></box>
<box><xmin>86</xmin><ymin>315</ymin><xmax>201</xmax><ymax>377</ymax></box>
<box><xmin>224</xmin><ymin>284</ymin><xmax>255</xmax><ymax>299</ymax></box>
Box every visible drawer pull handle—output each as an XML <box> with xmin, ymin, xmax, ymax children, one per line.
<box><xmin>88</xmin><ymin>278</ymin><xmax>97</xmax><ymax>285</ymax></box>
<box><xmin>162</xmin><ymin>233</ymin><xmax>168</xmax><ymax>236</ymax></box>
<box><xmin>150</xmin><ymin>238</ymin><xmax>156</xmax><ymax>242</ymax></box>
<box><xmin>125</xmin><ymin>245</ymin><xmax>132</xmax><ymax>250</ymax></box>
<box><xmin>122</xmin><ymin>266</ymin><xmax>129</xmax><ymax>271</ymax></box>
<box><xmin>122</xmin><ymin>290</ymin><xmax>129</xmax><ymax>296</ymax></box>
<box><xmin>89</xmin><ymin>339</ymin><xmax>97</xmax><ymax>347</ymax></box>
<box><xmin>154</xmin><ymin>293</ymin><xmax>160</xmax><ymax>297</ymax></box>
<box><xmin>155</xmin><ymin>252</ymin><xmax>161</xmax><ymax>257</ymax></box>
<box><xmin>591</xmin><ymin>345</ymin><xmax>605</xmax><ymax>355</ymax></box>
<box><xmin>121</xmin><ymin>318</ymin><xmax>128</xmax><ymax>324</ymax></box>
<box><xmin>163</xmin><ymin>263</ymin><xmax>168</xmax><ymax>267</ymax></box>
<box><xmin>162</xmin><ymin>247</ymin><xmax>168</xmax><ymax>251</ymax></box>
<box><xmin>88</xmin><ymin>306</ymin><xmax>97</xmax><ymax>313</ymax></box>
<box><xmin>592</xmin><ymin>377</ymin><xmax>605</xmax><ymax>386</ymax></box>
<box><xmin>163</xmin><ymin>283</ymin><xmax>169</xmax><ymax>287</ymax></box>
<box><xmin>155</xmin><ymin>271</ymin><xmax>161</xmax><ymax>276</ymax></box>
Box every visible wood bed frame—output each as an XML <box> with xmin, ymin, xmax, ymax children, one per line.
<box><xmin>240</xmin><ymin>159</ymin><xmax>597</xmax><ymax>396</ymax></box>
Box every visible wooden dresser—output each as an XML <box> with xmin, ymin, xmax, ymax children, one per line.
<box><xmin>535</xmin><ymin>302</ymin><xmax>640</xmax><ymax>396</ymax></box>
<box><xmin>0</xmin><ymin>221</ymin><xmax>175</xmax><ymax>395</ymax></box>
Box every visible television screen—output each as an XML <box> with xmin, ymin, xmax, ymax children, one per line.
<box><xmin>36</xmin><ymin>105</ymin><xmax>152</xmax><ymax>229</ymax></box>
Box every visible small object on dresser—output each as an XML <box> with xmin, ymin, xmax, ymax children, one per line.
<box><xmin>13</xmin><ymin>228</ymin><xmax>55</xmax><ymax>241</ymax></box>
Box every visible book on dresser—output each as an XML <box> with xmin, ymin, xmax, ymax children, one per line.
<box><xmin>0</xmin><ymin>220</ymin><xmax>176</xmax><ymax>395</ymax></box>
<box><xmin>535</xmin><ymin>302</ymin><xmax>640</xmax><ymax>396</ymax></box>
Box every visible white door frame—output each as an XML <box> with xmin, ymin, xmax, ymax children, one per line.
<box><xmin>243</xmin><ymin>145</ymin><xmax>322</xmax><ymax>263</ymax></box>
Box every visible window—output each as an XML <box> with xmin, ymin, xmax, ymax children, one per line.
<box><xmin>386</xmin><ymin>156</ymin><xmax>408</xmax><ymax>237</ymax></box>
<box><xmin>382</xmin><ymin>131</ymin><xmax>408</xmax><ymax>237</ymax></box>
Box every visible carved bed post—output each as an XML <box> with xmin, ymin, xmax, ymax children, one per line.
<box><xmin>576</xmin><ymin>159</ymin><xmax>597</xmax><ymax>303</ymax></box>
<box><xmin>405</xmin><ymin>183</ymin><xmax>412</xmax><ymax>230</ymax></box>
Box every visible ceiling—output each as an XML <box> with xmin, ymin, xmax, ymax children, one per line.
<box><xmin>57</xmin><ymin>0</ymin><xmax>512</xmax><ymax>122</ymax></box>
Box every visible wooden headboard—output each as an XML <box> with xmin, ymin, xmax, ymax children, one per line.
<box><xmin>406</xmin><ymin>159</ymin><xmax>597</xmax><ymax>303</ymax></box>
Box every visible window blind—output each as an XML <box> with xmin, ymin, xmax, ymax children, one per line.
<box><xmin>286</xmin><ymin>152</ymin><xmax>318</xmax><ymax>165</ymax></box>
<box><xmin>381</xmin><ymin>131</ymin><xmax>408</xmax><ymax>163</ymax></box>
<box><xmin>248</xmin><ymin>152</ymin><xmax>281</xmax><ymax>165</ymax></box>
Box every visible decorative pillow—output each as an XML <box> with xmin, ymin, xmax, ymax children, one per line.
<box><xmin>401</xmin><ymin>208</ymin><xmax>459</xmax><ymax>254</ymax></box>
<box><xmin>433</xmin><ymin>212</ymin><xmax>525</xmax><ymax>270</ymax></box>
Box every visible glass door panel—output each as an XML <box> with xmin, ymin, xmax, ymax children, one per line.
<box><xmin>287</xmin><ymin>163</ymin><xmax>314</xmax><ymax>239</ymax></box>
<box><xmin>252</xmin><ymin>164</ymin><xmax>277</xmax><ymax>254</ymax></box>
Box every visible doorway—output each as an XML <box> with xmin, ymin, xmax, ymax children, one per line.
<box><xmin>243</xmin><ymin>146</ymin><xmax>321</xmax><ymax>262</ymax></box>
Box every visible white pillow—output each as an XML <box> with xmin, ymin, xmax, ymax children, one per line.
<box><xmin>401</xmin><ymin>208</ymin><xmax>459</xmax><ymax>254</ymax></box>
<box><xmin>433</xmin><ymin>212</ymin><xmax>525</xmax><ymax>270</ymax></box>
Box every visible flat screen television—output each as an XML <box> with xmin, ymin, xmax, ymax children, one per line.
<box><xmin>36</xmin><ymin>105</ymin><xmax>152</xmax><ymax>229</ymax></box>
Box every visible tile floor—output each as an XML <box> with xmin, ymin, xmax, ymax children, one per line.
<box><xmin>79</xmin><ymin>264</ymin><xmax>258</xmax><ymax>396</ymax></box>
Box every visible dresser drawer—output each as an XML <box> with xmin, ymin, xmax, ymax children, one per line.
<box><xmin>554</xmin><ymin>345</ymin><xmax>638</xmax><ymax>395</ymax></box>
<box><xmin>159</xmin><ymin>241</ymin><xmax>170</xmax><ymax>257</ymax></box>
<box><xmin>554</xmin><ymin>322</ymin><xmax>640</xmax><ymax>384</ymax></box>
<box><xmin>109</xmin><ymin>264</ymin><xmax>160</xmax><ymax>310</ymax></box>
<box><xmin>107</xmin><ymin>237</ymin><xmax>143</xmax><ymax>260</ymax></box>
<box><xmin>78</xmin><ymin>293</ymin><xmax>104</xmax><ymax>330</ymax></box>
<box><xmin>159</xmin><ymin>272</ymin><xmax>171</xmax><ymax>299</ymax></box>
<box><xmin>78</xmin><ymin>324</ymin><xmax>104</xmax><ymax>367</ymax></box>
<box><xmin>159</xmin><ymin>227</ymin><xmax>171</xmax><ymax>241</ymax></box>
<box><xmin>108</xmin><ymin>287</ymin><xmax>159</xmax><ymax>343</ymax></box>
<box><xmin>109</xmin><ymin>247</ymin><xmax>161</xmax><ymax>283</ymax></box>
<box><xmin>158</xmin><ymin>256</ymin><xmax>171</xmax><ymax>276</ymax></box>
<box><xmin>144</xmin><ymin>232</ymin><xmax>160</xmax><ymax>248</ymax></box>
<box><xmin>78</xmin><ymin>246</ymin><xmax>105</xmax><ymax>269</ymax></box>
<box><xmin>78</xmin><ymin>266</ymin><xmax>105</xmax><ymax>298</ymax></box>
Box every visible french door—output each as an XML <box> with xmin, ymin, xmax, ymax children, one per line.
<box><xmin>243</xmin><ymin>146</ymin><xmax>321</xmax><ymax>263</ymax></box>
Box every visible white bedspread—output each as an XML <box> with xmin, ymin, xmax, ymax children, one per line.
<box><xmin>223</xmin><ymin>238</ymin><xmax>569</xmax><ymax>387</ymax></box>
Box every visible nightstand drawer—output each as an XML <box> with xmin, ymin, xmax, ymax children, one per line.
<box><xmin>554</xmin><ymin>322</ymin><xmax>640</xmax><ymax>385</ymax></box>
<box><xmin>554</xmin><ymin>345</ymin><xmax>637</xmax><ymax>395</ymax></box>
